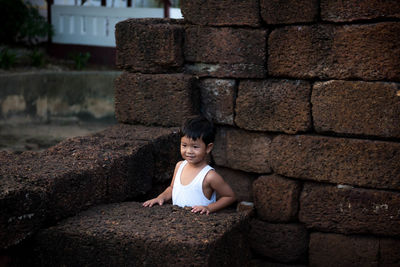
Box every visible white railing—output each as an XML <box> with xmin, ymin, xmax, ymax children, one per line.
<box><xmin>51</xmin><ymin>5</ymin><xmax>182</xmax><ymax>47</ymax></box>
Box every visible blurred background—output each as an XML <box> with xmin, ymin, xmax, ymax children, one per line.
<box><xmin>0</xmin><ymin>0</ymin><xmax>182</xmax><ymax>152</ymax></box>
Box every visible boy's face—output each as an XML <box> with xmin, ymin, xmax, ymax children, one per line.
<box><xmin>180</xmin><ymin>135</ymin><xmax>213</xmax><ymax>166</ymax></box>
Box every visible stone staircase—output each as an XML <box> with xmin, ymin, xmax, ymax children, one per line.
<box><xmin>1</xmin><ymin>124</ymin><xmax>250</xmax><ymax>266</ymax></box>
<box><xmin>32</xmin><ymin>202</ymin><xmax>249</xmax><ymax>266</ymax></box>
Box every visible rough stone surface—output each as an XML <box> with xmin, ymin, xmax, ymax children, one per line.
<box><xmin>253</xmin><ymin>175</ymin><xmax>301</xmax><ymax>222</ymax></box>
<box><xmin>198</xmin><ymin>78</ymin><xmax>236</xmax><ymax>126</ymax></box>
<box><xmin>213</xmin><ymin>127</ymin><xmax>272</xmax><ymax>173</ymax></box>
<box><xmin>214</xmin><ymin>166</ymin><xmax>256</xmax><ymax>202</ymax></box>
<box><xmin>115</xmin><ymin>18</ymin><xmax>184</xmax><ymax>73</ymax></box>
<box><xmin>309</xmin><ymin>232</ymin><xmax>379</xmax><ymax>267</ymax></box>
<box><xmin>184</xmin><ymin>26</ymin><xmax>266</xmax><ymax>78</ymax></box>
<box><xmin>0</xmin><ymin>170</ymin><xmax>47</xmax><ymax>249</ymax></box>
<box><xmin>249</xmin><ymin>219</ymin><xmax>308</xmax><ymax>263</ymax></box>
<box><xmin>380</xmin><ymin>238</ymin><xmax>400</xmax><ymax>266</ymax></box>
<box><xmin>251</xmin><ymin>260</ymin><xmax>306</xmax><ymax>267</ymax></box>
<box><xmin>181</xmin><ymin>0</ymin><xmax>260</xmax><ymax>27</ymax></box>
<box><xmin>235</xmin><ymin>79</ymin><xmax>311</xmax><ymax>134</ymax></box>
<box><xmin>321</xmin><ymin>0</ymin><xmax>400</xmax><ymax>22</ymax></box>
<box><xmin>312</xmin><ymin>80</ymin><xmax>400</xmax><ymax>138</ymax></box>
<box><xmin>0</xmin><ymin>124</ymin><xmax>178</xmax><ymax>249</ymax></box>
<box><xmin>268</xmin><ymin>22</ymin><xmax>400</xmax><ymax>81</ymax></box>
<box><xmin>33</xmin><ymin>202</ymin><xmax>250</xmax><ymax>267</ymax></box>
<box><xmin>271</xmin><ymin>134</ymin><xmax>400</xmax><ymax>190</ymax></box>
<box><xmin>260</xmin><ymin>0</ymin><xmax>318</xmax><ymax>24</ymax></box>
<box><xmin>115</xmin><ymin>72</ymin><xmax>199</xmax><ymax>127</ymax></box>
<box><xmin>299</xmin><ymin>183</ymin><xmax>400</xmax><ymax>237</ymax></box>
<box><xmin>185</xmin><ymin>63</ymin><xmax>266</xmax><ymax>79</ymax></box>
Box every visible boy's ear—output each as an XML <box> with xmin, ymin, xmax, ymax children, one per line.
<box><xmin>206</xmin><ymin>143</ymin><xmax>214</xmax><ymax>154</ymax></box>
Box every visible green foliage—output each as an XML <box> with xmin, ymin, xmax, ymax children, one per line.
<box><xmin>0</xmin><ymin>48</ymin><xmax>17</xmax><ymax>69</ymax></box>
<box><xmin>69</xmin><ymin>52</ymin><xmax>91</xmax><ymax>70</ymax></box>
<box><xmin>0</xmin><ymin>0</ymin><xmax>53</xmax><ymax>46</ymax></box>
<box><xmin>29</xmin><ymin>49</ymin><xmax>46</xmax><ymax>67</ymax></box>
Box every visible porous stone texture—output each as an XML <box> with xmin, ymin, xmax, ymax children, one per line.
<box><xmin>184</xmin><ymin>27</ymin><xmax>266</xmax><ymax>78</ymax></box>
<box><xmin>271</xmin><ymin>134</ymin><xmax>400</xmax><ymax>190</ymax></box>
<box><xmin>321</xmin><ymin>0</ymin><xmax>400</xmax><ymax>22</ymax></box>
<box><xmin>115</xmin><ymin>18</ymin><xmax>184</xmax><ymax>73</ymax></box>
<box><xmin>299</xmin><ymin>183</ymin><xmax>400</xmax><ymax>237</ymax></box>
<box><xmin>181</xmin><ymin>0</ymin><xmax>260</xmax><ymax>27</ymax></box>
<box><xmin>253</xmin><ymin>175</ymin><xmax>301</xmax><ymax>222</ymax></box>
<box><xmin>251</xmin><ymin>260</ymin><xmax>306</xmax><ymax>267</ymax></box>
<box><xmin>214</xmin><ymin>166</ymin><xmax>256</xmax><ymax>202</ymax></box>
<box><xmin>312</xmin><ymin>80</ymin><xmax>400</xmax><ymax>138</ymax></box>
<box><xmin>115</xmin><ymin>72</ymin><xmax>199</xmax><ymax>127</ymax></box>
<box><xmin>268</xmin><ymin>22</ymin><xmax>400</xmax><ymax>81</ymax></box>
<box><xmin>33</xmin><ymin>202</ymin><xmax>250</xmax><ymax>267</ymax></box>
<box><xmin>213</xmin><ymin>127</ymin><xmax>272</xmax><ymax>173</ymax></box>
<box><xmin>235</xmin><ymin>79</ymin><xmax>311</xmax><ymax>134</ymax></box>
<box><xmin>0</xmin><ymin>124</ymin><xmax>178</xmax><ymax>249</ymax></box>
<box><xmin>309</xmin><ymin>232</ymin><xmax>379</xmax><ymax>267</ymax></box>
<box><xmin>249</xmin><ymin>219</ymin><xmax>308</xmax><ymax>263</ymax></box>
<box><xmin>185</xmin><ymin>63</ymin><xmax>266</xmax><ymax>79</ymax></box>
<box><xmin>198</xmin><ymin>78</ymin><xmax>236</xmax><ymax>125</ymax></box>
<box><xmin>260</xmin><ymin>0</ymin><xmax>318</xmax><ymax>24</ymax></box>
<box><xmin>379</xmin><ymin>238</ymin><xmax>400</xmax><ymax>266</ymax></box>
<box><xmin>0</xmin><ymin>169</ymin><xmax>48</xmax><ymax>249</ymax></box>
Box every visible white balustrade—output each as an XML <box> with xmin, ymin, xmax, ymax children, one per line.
<box><xmin>51</xmin><ymin>5</ymin><xmax>182</xmax><ymax>47</ymax></box>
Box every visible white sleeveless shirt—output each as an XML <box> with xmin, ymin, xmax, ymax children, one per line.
<box><xmin>172</xmin><ymin>160</ymin><xmax>216</xmax><ymax>208</ymax></box>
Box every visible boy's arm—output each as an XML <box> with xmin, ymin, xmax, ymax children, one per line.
<box><xmin>192</xmin><ymin>171</ymin><xmax>236</xmax><ymax>214</ymax></box>
<box><xmin>143</xmin><ymin>161</ymin><xmax>182</xmax><ymax>207</ymax></box>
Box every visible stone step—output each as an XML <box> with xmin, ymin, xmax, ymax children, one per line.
<box><xmin>0</xmin><ymin>124</ymin><xmax>180</xmax><ymax>249</ymax></box>
<box><xmin>31</xmin><ymin>202</ymin><xmax>250</xmax><ymax>267</ymax></box>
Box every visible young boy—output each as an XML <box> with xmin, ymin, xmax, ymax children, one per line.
<box><xmin>143</xmin><ymin>116</ymin><xmax>236</xmax><ymax>214</ymax></box>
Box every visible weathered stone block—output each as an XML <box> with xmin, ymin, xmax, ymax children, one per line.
<box><xmin>235</xmin><ymin>79</ymin><xmax>311</xmax><ymax>134</ymax></box>
<box><xmin>115</xmin><ymin>18</ymin><xmax>184</xmax><ymax>73</ymax></box>
<box><xmin>0</xmin><ymin>166</ymin><xmax>47</xmax><ymax>249</ymax></box>
<box><xmin>181</xmin><ymin>0</ymin><xmax>260</xmax><ymax>27</ymax></box>
<box><xmin>213</xmin><ymin>127</ymin><xmax>272</xmax><ymax>173</ymax></box>
<box><xmin>253</xmin><ymin>175</ymin><xmax>301</xmax><ymax>222</ymax></box>
<box><xmin>198</xmin><ymin>78</ymin><xmax>236</xmax><ymax>125</ymax></box>
<box><xmin>312</xmin><ymin>80</ymin><xmax>400</xmax><ymax>138</ymax></box>
<box><xmin>185</xmin><ymin>63</ymin><xmax>266</xmax><ymax>79</ymax></box>
<box><xmin>260</xmin><ymin>0</ymin><xmax>318</xmax><ymax>24</ymax></box>
<box><xmin>0</xmin><ymin>124</ymin><xmax>178</xmax><ymax>250</ymax></box>
<box><xmin>380</xmin><ymin>238</ymin><xmax>400</xmax><ymax>266</ymax></box>
<box><xmin>33</xmin><ymin>202</ymin><xmax>250</xmax><ymax>266</ymax></box>
<box><xmin>271</xmin><ymin>135</ymin><xmax>400</xmax><ymax>190</ymax></box>
<box><xmin>299</xmin><ymin>183</ymin><xmax>400</xmax><ymax>237</ymax></box>
<box><xmin>185</xmin><ymin>26</ymin><xmax>267</xmax><ymax>78</ymax></box>
<box><xmin>269</xmin><ymin>22</ymin><xmax>400</xmax><ymax>81</ymax></box>
<box><xmin>251</xmin><ymin>259</ymin><xmax>306</xmax><ymax>267</ymax></box>
<box><xmin>214</xmin><ymin>166</ymin><xmax>256</xmax><ymax>202</ymax></box>
<box><xmin>249</xmin><ymin>219</ymin><xmax>308</xmax><ymax>263</ymax></box>
<box><xmin>321</xmin><ymin>0</ymin><xmax>400</xmax><ymax>22</ymax></box>
<box><xmin>115</xmin><ymin>72</ymin><xmax>199</xmax><ymax>127</ymax></box>
<box><xmin>309</xmin><ymin>232</ymin><xmax>379</xmax><ymax>267</ymax></box>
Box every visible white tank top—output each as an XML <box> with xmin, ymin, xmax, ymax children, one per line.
<box><xmin>172</xmin><ymin>160</ymin><xmax>216</xmax><ymax>208</ymax></box>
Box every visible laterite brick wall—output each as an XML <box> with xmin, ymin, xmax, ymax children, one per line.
<box><xmin>114</xmin><ymin>0</ymin><xmax>400</xmax><ymax>265</ymax></box>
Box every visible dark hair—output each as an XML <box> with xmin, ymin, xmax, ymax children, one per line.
<box><xmin>180</xmin><ymin>116</ymin><xmax>215</xmax><ymax>146</ymax></box>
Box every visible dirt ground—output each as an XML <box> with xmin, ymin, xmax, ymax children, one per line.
<box><xmin>0</xmin><ymin>121</ymin><xmax>115</xmax><ymax>152</ymax></box>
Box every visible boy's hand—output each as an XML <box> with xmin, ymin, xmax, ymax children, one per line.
<box><xmin>143</xmin><ymin>197</ymin><xmax>164</xmax><ymax>207</ymax></box>
<box><xmin>191</xmin><ymin>205</ymin><xmax>211</xmax><ymax>215</ymax></box>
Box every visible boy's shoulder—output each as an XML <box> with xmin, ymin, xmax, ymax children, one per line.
<box><xmin>205</xmin><ymin>168</ymin><xmax>223</xmax><ymax>183</ymax></box>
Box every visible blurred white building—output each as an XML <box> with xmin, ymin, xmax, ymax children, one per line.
<box><xmin>25</xmin><ymin>0</ymin><xmax>182</xmax><ymax>65</ymax></box>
